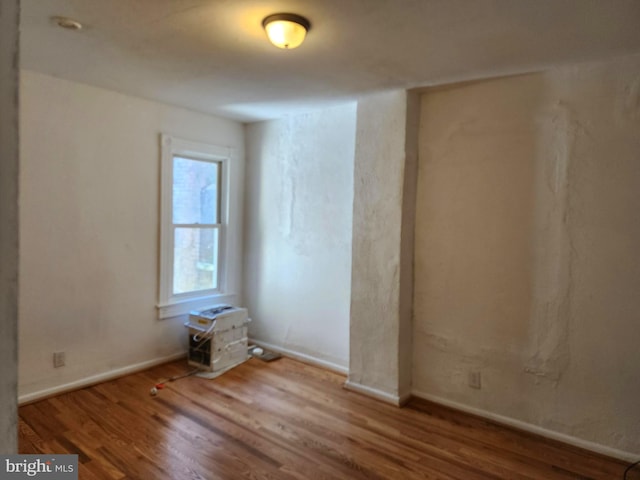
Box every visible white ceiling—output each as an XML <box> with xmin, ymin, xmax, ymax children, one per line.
<box><xmin>20</xmin><ymin>0</ymin><xmax>640</xmax><ymax>122</ymax></box>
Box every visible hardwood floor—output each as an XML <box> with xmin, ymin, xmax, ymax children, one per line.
<box><xmin>19</xmin><ymin>357</ymin><xmax>631</xmax><ymax>480</ymax></box>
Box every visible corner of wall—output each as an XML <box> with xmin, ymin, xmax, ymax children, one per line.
<box><xmin>0</xmin><ymin>0</ymin><xmax>20</xmax><ymax>454</ymax></box>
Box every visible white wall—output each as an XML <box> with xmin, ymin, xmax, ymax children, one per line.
<box><xmin>413</xmin><ymin>54</ymin><xmax>640</xmax><ymax>456</ymax></box>
<box><xmin>19</xmin><ymin>70</ymin><xmax>245</xmax><ymax>400</ymax></box>
<box><xmin>347</xmin><ymin>90</ymin><xmax>418</xmax><ymax>404</ymax></box>
<box><xmin>244</xmin><ymin>105</ymin><xmax>356</xmax><ymax>371</ymax></box>
<box><xmin>0</xmin><ymin>0</ymin><xmax>19</xmax><ymax>453</ymax></box>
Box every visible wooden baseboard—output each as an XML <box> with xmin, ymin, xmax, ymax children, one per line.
<box><xmin>412</xmin><ymin>389</ymin><xmax>638</xmax><ymax>463</ymax></box>
<box><xmin>344</xmin><ymin>380</ymin><xmax>411</xmax><ymax>406</ymax></box>
<box><xmin>18</xmin><ymin>352</ymin><xmax>187</xmax><ymax>405</ymax></box>
<box><xmin>249</xmin><ymin>338</ymin><xmax>348</xmax><ymax>375</ymax></box>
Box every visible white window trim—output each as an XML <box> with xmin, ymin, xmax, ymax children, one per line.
<box><xmin>158</xmin><ymin>134</ymin><xmax>235</xmax><ymax>319</ymax></box>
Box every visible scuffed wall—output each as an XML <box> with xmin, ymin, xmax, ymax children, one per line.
<box><xmin>0</xmin><ymin>0</ymin><xmax>19</xmax><ymax>454</ymax></box>
<box><xmin>413</xmin><ymin>54</ymin><xmax>640</xmax><ymax>455</ymax></box>
<box><xmin>19</xmin><ymin>71</ymin><xmax>245</xmax><ymax>398</ymax></box>
<box><xmin>244</xmin><ymin>104</ymin><xmax>356</xmax><ymax>370</ymax></box>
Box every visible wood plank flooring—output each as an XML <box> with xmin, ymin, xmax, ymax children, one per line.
<box><xmin>19</xmin><ymin>357</ymin><xmax>632</xmax><ymax>479</ymax></box>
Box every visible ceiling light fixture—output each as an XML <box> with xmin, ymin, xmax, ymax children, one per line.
<box><xmin>262</xmin><ymin>13</ymin><xmax>310</xmax><ymax>49</ymax></box>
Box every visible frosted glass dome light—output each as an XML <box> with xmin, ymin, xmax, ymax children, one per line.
<box><xmin>262</xmin><ymin>13</ymin><xmax>311</xmax><ymax>49</ymax></box>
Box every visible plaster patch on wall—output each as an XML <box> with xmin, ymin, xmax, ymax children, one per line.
<box><xmin>543</xmin><ymin>414</ymin><xmax>625</xmax><ymax>447</ymax></box>
<box><xmin>525</xmin><ymin>101</ymin><xmax>579</xmax><ymax>383</ymax></box>
<box><xmin>417</xmin><ymin>332</ymin><xmax>450</xmax><ymax>352</ymax></box>
<box><xmin>441</xmin><ymin>117</ymin><xmax>480</xmax><ymax>145</ymax></box>
<box><xmin>414</xmin><ymin>329</ymin><xmax>528</xmax><ymax>371</ymax></box>
<box><xmin>619</xmin><ymin>75</ymin><xmax>640</xmax><ymax>121</ymax></box>
<box><xmin>283</xmin><ymin>175</ymin><xmax>295</xmax><ymax>239</ymax></box>
<box><xmin>278</xmin><ymin>125</ymin><xmax>297</xmax><ymax>241</ymax></box>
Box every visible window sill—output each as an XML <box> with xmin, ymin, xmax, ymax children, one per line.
<box><xmin>157</xmin><ymin>292</ymin><xmax>237</xmax><ymax>320</ymax></box>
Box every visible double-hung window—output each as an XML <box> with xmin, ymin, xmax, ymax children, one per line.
<box><xmin>158</xmin><ymin>134</ymin><xmax>231</xmax><ymax>318</ymax></box>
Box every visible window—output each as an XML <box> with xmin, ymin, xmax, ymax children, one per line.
<box><xmin>159</xmin><ymin>134</ymin><xmax>232</xmax><ymax>318</ymax></box>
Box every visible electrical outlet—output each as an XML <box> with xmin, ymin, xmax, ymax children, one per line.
<box><xmin>468</xmin><ymin>371</ymin><xmax>481</xmax><ymax>389</ymax></box>
<box><xmin>53</xmin><ymin>352</ymin><xmax>65</xmax><ymax>368</ymax></box>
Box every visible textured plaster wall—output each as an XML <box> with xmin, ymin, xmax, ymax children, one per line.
<box><xmin>349</xmin><ymin>90</ymin><xmax>417</xmax><ymax>401</ymax></box>
<box><xmin>0</xmin><ymin>0</ymin><xmax>19</xmax><ymax>454</ymax></box>
<box><xmin>413</xmin><ymin>54</ymin><xmax>640</xmax><ymax>455</ymax></box>
<box><xmin>19</xmin><ymin>71</ymin><xmax>245</xmax><ymax>398</ymax></box>
<box><xmin>244</xmin><ymin>105</ymin><xmax>356</xmax><ymax>370</ymax></box>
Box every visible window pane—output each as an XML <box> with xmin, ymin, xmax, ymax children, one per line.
<box><xmin>173</xmin><ymin>227</ymin><xmax>218</xmax><ymax>294</ymax></box>
<box><xmin>173</xmin><ymin>156</ymin><xmax>219</xmax><ymax>224</ymax></box>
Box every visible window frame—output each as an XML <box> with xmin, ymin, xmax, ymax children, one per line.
<box><xmin>158</xmin><ymin>134</ymin><xmax>232</xmax><ymax>319</ymax></box>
